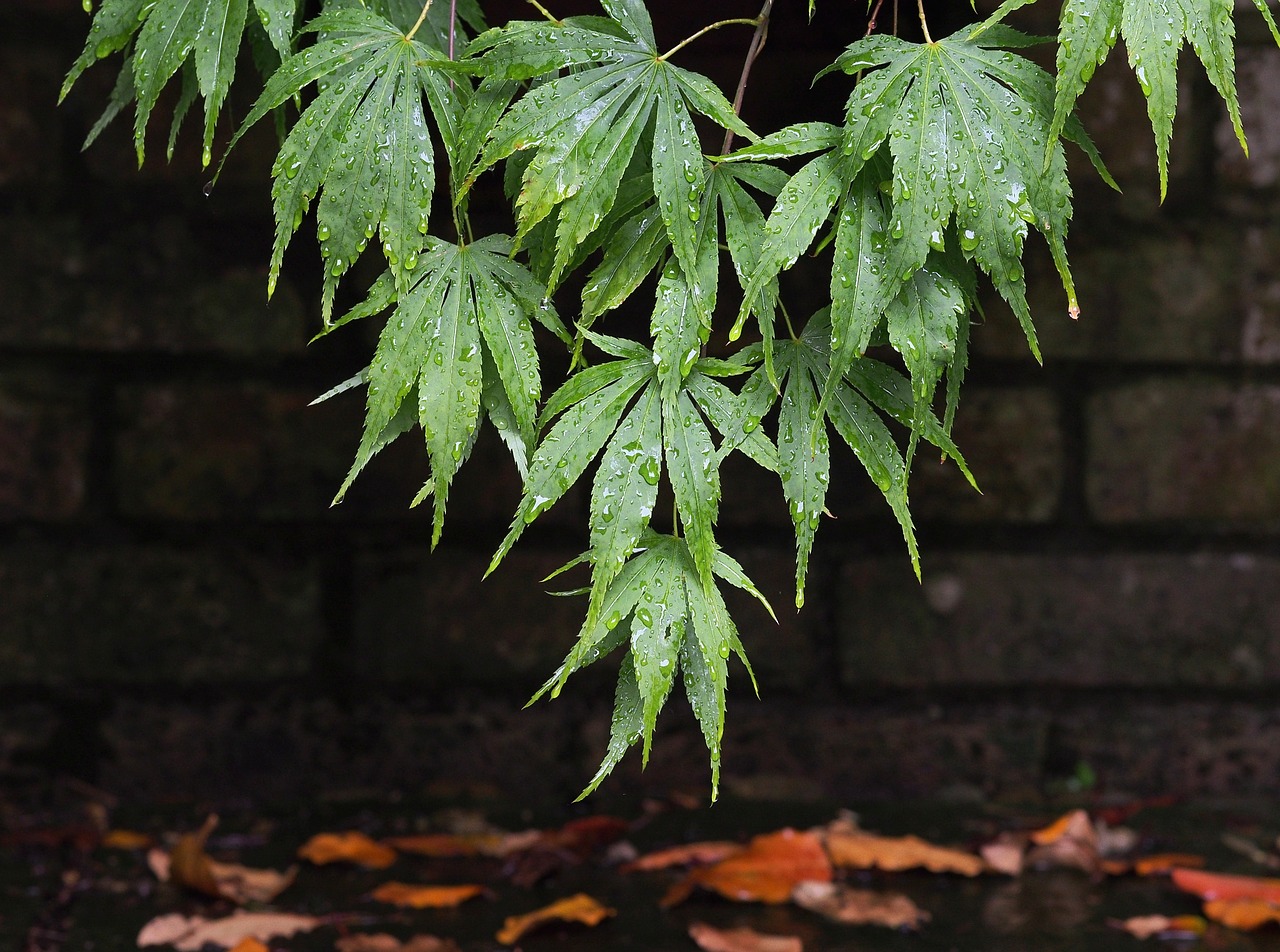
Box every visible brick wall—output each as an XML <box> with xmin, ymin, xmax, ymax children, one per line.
<box><xmin>3</xmin><ymin>0</ymin><xmax>1280</xmax><ymax>805</ymax></box>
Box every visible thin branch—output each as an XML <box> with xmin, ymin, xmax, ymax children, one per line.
<box><xmin>865</xmin><ymin>0</ymin><xmax>886</xmax><ymax>37</ymax></box>
<box><xmin>721</xmin><ymin>0</ymin><xmax>773</xmax><ymax>154</ymax></box>
<box><xmin>449</xmin><ymin>0</ymin><xmax>457</xmax><ymax>59</ymax></box>
<box><xmin>405</xmin><ymin>0</ymin><xmax>434</xmax><ymax>41</ymax></box>
<box><xmin>658</xmin><ymin>18</ymin><xmax>759</xmax><ymax>62</ymax></box>
<box><xmin>916</xmin><ymin>0</ymin><xmax>933</xmax><ymax>43</ymax></box>
<box><xmin>526</xmin><ymin>0</ymin><xmax>558</xmax><ymax>22</ymax></box>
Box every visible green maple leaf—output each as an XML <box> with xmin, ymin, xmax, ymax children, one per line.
<box><xmin>225</xmin><ymin>9</ymin><xmax>467</xmax><ymax>320</ymax></box>
<box><xmin>331</xmin><ymin>234</ymin><xmax>567</xmax><ymax>546</ymax></box>
<box><xmin>1050</xmin><ymin>0</ymin><xmax>1280</xmax><ymax>198</ymax></box>
<box><xmin>461</xmin><ymin>1</ymin><xmax>754</xmax><ymax>317</ymax></box>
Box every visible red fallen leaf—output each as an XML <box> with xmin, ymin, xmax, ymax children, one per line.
<box><xmin>623</xmin><ymin>841</ymin><xmax>745</xmax><ymax>871</ymax></box>
<box><xmin>662</xmin><ymin>829</ymin><xmax>832</xmax><ymax>907</ymax></box>
<box><xmin>687</xmin><ymin>921</ymin><xmax>803</xmax><ymax>952</ymax></box>
<box><xmin>298</xmin><ymin>831</ymin><xmax>397</xmax><ymax>869</ymax></box>
<box><xmin>1203</xmin><ymin>899</ymin><xmax>1280</xmax><ymax>931</ymax></box>
<box><xmin>791</xmin><ymin>881</ymin><xmax>930</xmax><ymax>930</ymax></box>
<box><xmin>823</xmin><ymin>830</ymin><xmax>983</xmax><ymax>877</ymax></box>
<box><xmin>495</xmin><ymin>893</ymin><xmax>615</xmax><ymax>944</ymax></box>
<box><xmin>504</xmin><ymin>816</ymin><xmax>630</xmax><ymax>886</ymax></box>
<box><xmin>369</xmin><ymin>882</ymin><xmax>487</xmax><ymax>908</ymax></box>
<box><xmin>336</xmin><ymin>935</ymin><xmax>461</xmax><ymax>952</ymax></box>
<box><xmin>1134</xmin><ymin>853</ymin><xmax>1206</xmax><ymax>876</ymax></box>
<box><xmin>1107</xmin><ymin>915</ymin><xmax>1207</xmax><ymax>940</ymax></box>
<box><xmin>1172</xmin><ymin>868</ymin><xmax>1280</xmax><ymax>904</ymax></box>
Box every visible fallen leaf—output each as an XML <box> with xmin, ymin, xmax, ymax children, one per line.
<box><xmin>1025</xmin><ymin>810</ymin><xmax>1100</xmax><ymax>877</ymax></box>
<box><xmin>137</xmin><ymin>911</ymin><xmax>320</xmax><ymax>951</ymax></box>
<box><xmin>150</xmin><ymin>816</ymin><xmax>296</xmax><ymax>904</ymax></box>
<box><xmin>298</xmin><ymin>831</ymin><xmax>397</xmax><ymax>869</ymax></box>
<box><xmin>1134</xmin><ymin>853</ymin><xmax>1206</xmax><ymax>876</ymax></box>
<box><xmin>385</xmin><ymin>832</ymin><xmax>532</xmax><ymax>858</ymax></box>
<box><xmin>1203</xmin><ymin>899</ymin><xmax>1280</xmax><ymax>931</ymax></box>
<box><xmin>370</xmin><ymin>882</ymin><xmax>487</xmax><ymax>908</ymax></box>
<box><xmin>168</xmin><ymin>815</ymin><xmax>224</xmax><ymax>897</ymax></box>
<box><xmin>1171</xmin><ymin>868</ymin><xmax>1280</xmax><ymax>904</ymax></box>
<box><xmin>495</xmin><ymin>893</ymin><xmax>615</xmax><ymax>944</ymax></box>
<box><xmin>791</xmin><ymin>881</ymin><xmax>929</xmax><ymax>929</ymax></box>
<box><xmin>687</xmin><ymin>920</ymin><xmax>803</xmax><ymax>952</ymax></box>
<box><xmin>101</xmin><ymin>829</ymin><xmax>154</xmax><ymax>850</ymax></box>
<box><xmin>1030</xmin><ymin>810</ymin><xmax>1088</xmax><ymax>846</ymax></box>
<box><xmin>228</xmin><ymin>939</ymin><xmax>269</xmax><ymax>952</ymax></box>
<box><xmin>663</xmin><ymin>829</ymin><xmax>832</xmax><ymax>907</ymax></box>
<box><xmin>980</xmin><ymin>833</ymin><xmax>1026</xmax><ymax>876</ymax></box>
<box><xmin>1107</xmin><ymin>915</ymin><xmax>1207</xmax><ymax>940</ymax></box>
<box><xmin>335</xmin><ymin>934</ymin><xmax>460</xmax><ymax>952</ymax></box>
<box><xmin>504</xmin><ymin>816</ymin><xmax>630</xmax><ymax>887</ymax></box>
<box><xmin>824</xmin><ymin>830</ymin><xmax>983</xmax><ymax>877</ymax></box>
<box><xmin>623</xmin><ymin>841</ymin><xmax>745</xmax><ymax>872</ymax></box>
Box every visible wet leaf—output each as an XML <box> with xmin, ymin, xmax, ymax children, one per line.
<box><xmin>791</xmin><ymin>881</ymin><xmax>930</xmax><ymax>930</ymax></box>
<box><xmin>662</xmin><ymin>829</ymin><xmax>832</xmax><ymax>906</ymax></box>
<box><xmin>1203</xmin><ymin>898</ymin><xmax>1280</xmax><ymax>931</ymax></box>
<box><xmin>227</xmin><ymin>939</ymin><xmax>269</xmax><ymax>952</ymax></box>
<box><xmin>384</xmin><ymin>831</ymin><xmax>539</xmax><ymax>858</ymax></box>
<box><xmin>1107</xmin><ymin>914</ymin><xmax>1207</xmax><ymax>940</ymax></box>
<box><xmin>137</xmin><ymin>911</ymin><xmax>320</xmax><ymax>951</ymax></box>
<box><xmin>623</xmin><ymin>840</ymin><xmax>745</xmax><ymax>871</ymax></box>
<box><xmin>1026</xmin><ymin>809</ymin><xmax>1101</xmax><ymax>877</ymax></box>
<box><xmin>980</xmin><ymin>832</ymin><xmax>1027</xmax><ymax>876</ymax></box>
<box><xmin>297</xmin><ymin>831</ymin><xmax>397</xmax><ymax>869</ymax></box>
<box><xmin>101</xmin><ymin>829</ymin><xmax>154</xmax><ymax>850</ymax></box>
<box><xmin>370</xmin><ymin>882</ymin><xmax>487</xmax><ymax>908</ymax></box>
<box><xmin>150</xmin><ymin>816</ymin><xmax>296</xmax><ymax>904</ymax></box>
<box><xmin>687</xmin><ymin>921</ymin><xmax>804</xmax><ymax>952</ymax></box>
<box><xmin>823</xmin><ymin>829</ymin><xmax>984</xmax><ymax>877</ymax></box>
<box><xmin>336</xmin><ymin>936</ymin><xmax>461</xmax><ymax>952</ymax></box>
<box><xmin>495</xmin><ymin>893</ymin><xmax>616</xmax><ymax>945</ymax></box>
<box><xmin>1171</xmin><ymin>868</ymin><xmax>1280</xmax><ymax>905</ymax></box>
<box><xmin>1133</xmin><ymin>853</ymin><xmax>1206</xmax><ymax>876</ymax></box>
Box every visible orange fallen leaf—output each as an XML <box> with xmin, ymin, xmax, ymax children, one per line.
<box><xmin>687</xmin><ymin>921</ymin><xmax>803</xmax><ymax>952</ymax></box>
<box><xmin>370</xmin><ymin>882</ymin><xmax>487</xmax><ymax>909</ymax></box>
<box><xmin>101</xmin><ymin>829</ymin><xmax>154</xmax><ymax>850</ymax></box>
<box><xmin>149</xmin><ymin>816</ymin><xmax>296</xmax><ymax>904</ymax></box>
<box><xmin>1025</xmin><ymin>809</ymin><xmax>1100</xmax><ymax>877</ymax></box>
<box><xmin>623</xmin><ymin>841</ymin><xmax>744</xmax><ymax>871</ymax></box>
<box><xmin>1108</xmin><ymin>915</ymin><xmax>1207</xmax><ymax>940</ymax></box>
<box><xmin>335</xmin><ymin>933</ymin><xmax>461</xmax><ymax>952</ymax></box>
<box><xmin>1171</xmin><ymin>868</ymin><xmax>1280</xmax><ymax>904</ymax></box>
<box><xmin>298</xmin><ymin>831</ymin><xmax>397</xmax><ymax>869</ymax></box>
<box><xmin>1030</xmin><ymin>810</ymin><xmax>1088</xmax><ymax>845</ymax></box>
<box><xmin>495</xmin><ymin>893</ymin><xmax>615</xmax><ymax>944</ymax></box>
<box><xmin>791</xmin><ymin>881</ymin><xmax>930</xmax><ymax>929</ymax></box>
<box><xmin>137</xmin><ymin>911</ymin><xmax>321</xmax><ymax>951</ymax></box>
<box><xmin>663</xmin><ymin>829</ymin><xmax>832</xmax><ymax>907</ymax></box>
<box><xmin>824</xmin><ymin>831</ymin><xmax>983</xmax><ymax>877</ymax></box>
<box><xmin>1203</xmin><ymin>899</ymin><xmax>1280</xmax><ymax>931</ymax></box>
<box><xmin>1134</xmin><ymin>853</ymin><xmax>1206</xmax><ymax>876</ymax></box>
<box><xmin>228</xmin><ymin>939</ymin><xmax>269</xmax><ymax>952</ymax></box>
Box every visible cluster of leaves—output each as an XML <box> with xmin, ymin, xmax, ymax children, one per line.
<box><xmin>63</xmin><ymin>0</ymin><xmax>1280</xmax><ymax>797</ymax></box>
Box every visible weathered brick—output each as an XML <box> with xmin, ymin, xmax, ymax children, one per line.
<box><xmin>1217</xmin><ymin>47</ymin><xmax>1280</xmax><ymax>190</ymax></box>
<box><xmin>838</xmin><ymin>553</ymin><xmax>1280</xmax><ymax>687</ymax></box>
<box><xmin>0</xmin><ymin>375</ymin><xmax>89</xmax><ymax>520</ymax></box>
<box><xmin>0</xmin><ymin>544</ymin><xmax>323</xmax><ymax>684</ymax></box>
<box><xmin>0</xmin><ymin>215</ymin><xmax>307</xmax><ymax>354</ymax></box>
<box><xmin>1088</xmin><ymin>381</ymin><xmax>1280</xmax><ymax>523</ymax></box>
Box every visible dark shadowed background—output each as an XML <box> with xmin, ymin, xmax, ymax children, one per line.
<box><xmin>3</xmin><ymin>0</ymin><xmax>1280</xmax><ymax>808</ymax></box>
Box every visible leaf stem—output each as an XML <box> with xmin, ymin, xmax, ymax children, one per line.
<box><xmin>526</xmin><ymin>0</ymin><xmax>558</xmax><ymax>22</ymax></box>
<box><xmin>659</xmin><ymin>18</ymin><xmax>759</xmax><ymax>62</ymax></box>
<box><xmin>916</xmin><ymin>0</ymin><xmax>933</xmax><ymax>44</ymax></box>
<box><xmin>780</xmin><ymin>300</ymin><xmax>799</xmax><ymax>341</ymax></box>
<box><xmin>448</xmin><ymin>0</ymin><xmax>457</xmax><ymax>59</ymax></box>
<box><xmin>721</xmin><ymin>0</ymin><xmax>773</xmax><ymax>154</ymax></box>
<box><xmin>405</xmin><ymin>0</ymin><xmax>435</xmax><ymax>41</ymax></box>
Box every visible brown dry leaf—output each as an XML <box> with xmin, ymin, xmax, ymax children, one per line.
<box><xmin>1107</xmin><ymin>915</ymin><xmax>1207</xmax><ymax>940</ymax></box>
<box><xmin>150</xmin><ymin>816</ymin><xmax>296</xmax><ymax>904</ymax></box>
<box><xmin>791</xmin><ymin>881</ymin><xmax>930</xmax><ymax>930</ymax></box>
<box><xmin>687</xmin><ymin>921</ymin><xmax>803</xmax><ymax>952</ymax></box>
<box><xmin>495</xmin><ymin>893</ymin><xmax>616</xmax><ymax>944</ymax></box>
<box><xmin>137</xmin><ymin>911</ymin><xmax>321</xmax><ymax>951</ymax></box>
<box><xmin>335</xmin><ymin>934</ymin><xmax>461</xmax><ymax>952</ymax></box>
<box><xmin>623</xmin><ymin>841</ymin><xmax>745</xmax><ymax>872</ymax></box>
<box><xmin>369</xmin><ymin>882</ymin><xmax>487</xmax><ymax>909</ymax></box>
<box><xmin>1134</xmin><ymin>853</ymin><xmax>1206</xmax><ymax>876</ymax></box>
<box><xmin>824</xmin><ymin>830</ymin><xmax>983</xmax><ymax>877</ymax></box>
<box><xmin>298</xmin><ymin>831</ymin><xmax>397</xmax><ymax>869</ymax></box>
<box><xmin>227</xmin><ymin>939</ymin><xmax>269</xmax><ymax>952</ymax></box>
<box><xmin>1203</xmin><ymin>899</ymin><xmax>1280</xmax><ymax>931</ymax></box>
<box><xmin>980</xmin><ymin>832</ymin><xmax>1026</xmax><ymax>876</ymax></box>
<box><xmin>504</xmin><ymin>816</ymin><xmax>631</xmax><ymax>887</ymax></box>
<box><xmin>101</xmin><ymin>829</ymin><xmax>154</xmax><ymax>850</ymax></box>
<box><xmin>1025</xmin><ymin>810</ymin><xmax>1100</xmax><ymax>877</ymax></box>
<box><xmin>384</xmin><ymin>832</ymin><xmax>530</xmax><ymax>858</ymax></box>
<box><xmin>663</xmin><ymin>829</ymin><xmax>832</xmax><ymax>907</ymax></box>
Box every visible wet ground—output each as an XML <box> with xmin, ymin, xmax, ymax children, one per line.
<box><xmin>5</xmin><ymin>789</ymin><xmax>1280</xmax><ymax>951</ymax></box>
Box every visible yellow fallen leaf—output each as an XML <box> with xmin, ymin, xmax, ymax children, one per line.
<box><xmin>687</xmin><ymin>921</ymin><xmax>803</xmax><ymax>952</ymax></box>
<box><xmin>495</xmin><ymin>893</ymin><xmax>615</xmax><ymax>944</ymax></box>
<box><xmin>298</xmin><ymin>831</ymin><xmax>397</xmax><ymax>869</ymax></box>
<box><xmin>824</xmin><ymin>830</ymin><xmax>983</xmax><ymax>877</ymax></box>
<box><xmin>791</xmin><ymin>880</ymin><xmax>930</xmax><ymax>930</ymax></box>
<box><xmin>137</xmin><ymin>911</ymin><xmax>320</xmax><ymax>951</ymax></box>
<box><xmin>370</xmin><ymin>882</ymin><xmax>487</xmax><ymax>908</ymax></box>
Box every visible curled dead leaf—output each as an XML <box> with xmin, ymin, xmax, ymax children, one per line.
<box><xmin>1025</xmin><ymin>810</ymin><xmax>1100</xmax><ymax>877</ymax></box>
<box><xmin>137</xmin><ymin>911</ymin><xmax>320</xmax><ymax>951</ymax></box>
<box><xmin>791</xmin><ymin>880</ymin><xmax>930</xmax><ymax>930</ymax></box>
<box><xmin>1107</xmin><ymin>915</ymin><xmax>1207</xmax><ymax>940</ymax></box>
<box><xmin>687</xmin><ymin>921</ymin><xmax>803</xmax><ymax>952</ymax></box>
<box><xmin>495</xmin><ymin>893</ymin><xmax>615</xmax><ymax>944</ymax></box>
<box><xmin>824</xmin><ymin>830</ymin><xmax>983</xmax><ymax>877</ymax></box>
<box><xmin>335</xmin><ymin>934</ymin><xmax>461</xmax><ymax>952</ymax></box>
<box><xmin>623</xmin><ymin>841</ymin><xmax>744</xmax><ymax>872</ymax></box>
<box><xmin>298</xmin><ymin>831</ymin><xmax>397</xmax><ymax>869</ymax></box>
<box><xmin>150</xmin><ymin>816</ymin><xmax>296</xmax><ymax>904</ymax></box>
<box><xmin>370</xmin><ymin>882</ymin><xmax>487</xmax><ymax>908</ymax></box>
<box><xmin>662</xmin><ymin>829</ymin><xmax>832</xmax><ymax>907</ymax></box>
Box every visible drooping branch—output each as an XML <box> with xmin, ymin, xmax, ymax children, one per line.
<box><xmin>721</xmin><ymin>0</ymin><xmax>773</xmax><ymax>154</ymax></box>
